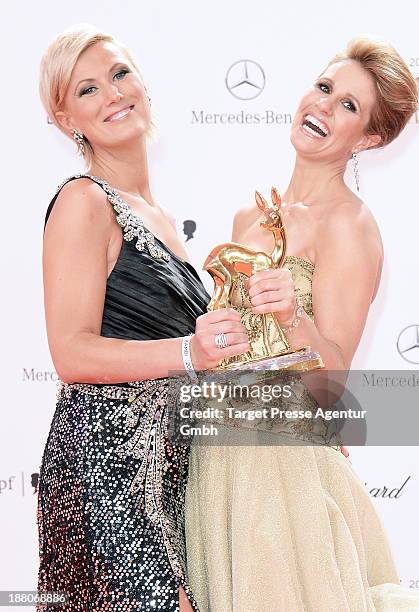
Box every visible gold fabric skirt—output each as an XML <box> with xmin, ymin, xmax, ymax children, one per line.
<box><xmin>185</xmin><ymin>432</ymin><xmax>419</xmax><ymax>611</ymax></box>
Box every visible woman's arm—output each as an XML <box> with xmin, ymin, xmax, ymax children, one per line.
<box><xmin>284</xmin><ymin>204</ymin><xmax>383</xmax><ymax>370</ymax></box>
<box><xmin>43</xmin><ymin>179</ymin><xmax>248</xmax><ymax>384</ymax></box>
<box><xmin>232</xmin><ymin>202</ymin><xmax>383</xmax><ymax>370</ymax></box>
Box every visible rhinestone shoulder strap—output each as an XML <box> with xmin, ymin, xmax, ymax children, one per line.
<box><xmin>54</xmin><ymin>173</ymin><xmax>171</xmax><ymax>262</ymax></box>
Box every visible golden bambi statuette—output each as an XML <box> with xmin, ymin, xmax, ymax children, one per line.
<box><xmin>203</xmin><ymin>187</ymin><xmax>324</xmax><ymax>373</ymax></box>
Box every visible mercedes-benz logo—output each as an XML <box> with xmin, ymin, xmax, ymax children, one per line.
<box><xmin>397</xmin><ymin>324</ymin><xmax>419</xmax><ymax>364</ymax></box>
<box><xmin>225</xmin><ymin>60</ymin><xmax>265</xmax><ymax>100</ymax></box>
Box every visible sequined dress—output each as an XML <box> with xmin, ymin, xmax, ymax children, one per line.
<box><xmin>37</xmin><ymin>174</ymin><xmax>209</xmax><ymax>611</ymax></box>
<box><xmin>185</xmin><ymin>257</ymin><xmax>419</xmax><ymax>612</ymax></box>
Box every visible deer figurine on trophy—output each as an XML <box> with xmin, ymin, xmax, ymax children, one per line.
<box><xmin>203</xmin><ymin>187</ymin><xmax>323</xmax><ymax>372</ymax></box>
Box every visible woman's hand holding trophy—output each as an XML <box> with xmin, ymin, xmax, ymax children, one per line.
<box><xmin>196</xmin><ymin>187</ymin><xmax>323</xmax><ymax>372</ymax></box>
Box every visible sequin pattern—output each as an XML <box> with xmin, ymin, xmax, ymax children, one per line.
<box><xmin>54</xmin><ymin>174</ymin><xmax>171</xmax><ymax>262</ymax></box>
<box><xmin>37</xmin><ymin>174</ymin><xmax>206</xmax><ymax>611</ymax></box>
<box><xmin>37</xmin><ymin>379</ymin><xmax>197</xmax><ymax>611</ymax></box>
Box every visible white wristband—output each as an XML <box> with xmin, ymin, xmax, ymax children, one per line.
<box><xmin>182</xmin><ymin>335</ymin><xmax>198</xmax><ymax>382</ymax></box>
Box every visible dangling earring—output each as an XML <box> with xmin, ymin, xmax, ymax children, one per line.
<box><xmin>72</xmin><ymin>128</ymin><xmax>85</xmax><ymax>155</ymax></box>
<box><xmin>144</xmin><ymin>87</ymin><xmax>152</xmax><ymax>107</ymax></box>
<box><xmin>352</xmin><ymin>152</ymin><xmax>360</xmax><ymax>192</ymax></box>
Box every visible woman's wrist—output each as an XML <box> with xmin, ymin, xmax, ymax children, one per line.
<box><xmin>181</xmin><ymin>335</ymin><xmax>198</xmax><ymax>381</ymax></box>
<box><xmin>282</xmin><ymin>297</ymin><xmax>305</xmax><ymax>333</ymax></box>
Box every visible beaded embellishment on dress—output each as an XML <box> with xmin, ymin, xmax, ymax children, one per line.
<box><xmin>38</xmin><ymin>378</ymin><xmax>198</xmax><ymax>611</ymax></box>
<box><xmin>55</xmin><ymin>173</ymin><xmax>171</xmax><ymax>262</ymax></box>
<box><xmin>37</xmin><ymin>174</ymin><xmax>210</xmax><ymax>611</ymax></box>
<box><xmin>58</xmin><ymin>379</ymin><xmax>187</xmax><ymax>583</ymax></box>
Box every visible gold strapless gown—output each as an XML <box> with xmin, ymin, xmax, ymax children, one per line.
<box><xmin>185</xmin><ymin>256</ymin><xmax>419</xmax><ymax>611</ymax></box>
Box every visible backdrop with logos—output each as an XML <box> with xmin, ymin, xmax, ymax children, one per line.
<box><xmin>1</xmin><ymin>0</ymin><xmax>418</xmax><ymax>602</ymax></box>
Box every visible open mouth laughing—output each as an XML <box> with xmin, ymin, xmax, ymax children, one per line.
<box><xmin>301</xmin><ymin>113</ymin><xmax>329</xmax><ymax>138</ymax></box>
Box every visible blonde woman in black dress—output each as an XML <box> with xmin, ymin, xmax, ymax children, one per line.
<box><xmin>37</xmin><ymin>24</ymin><xmax>250</xmax><ymax>611</ymax></box>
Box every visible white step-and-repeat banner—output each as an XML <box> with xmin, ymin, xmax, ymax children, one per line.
<box><xmin>1</xmin><ymin>0</ymin><xmax>418</xmax><ymax>604</ymax></box>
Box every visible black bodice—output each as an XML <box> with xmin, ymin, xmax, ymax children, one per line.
<box><xmin>44</xmin><ymin>174</ymin><xmax>210</xmax><ymax>341</ymax></box>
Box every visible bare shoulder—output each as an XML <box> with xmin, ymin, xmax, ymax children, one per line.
<box><xmin>45</xmin><ymin>177</ymin><xmax>115</xmax><ymax>236</ymax></box>
<box><xmin>233</xmin><ymin>202</ymin><xmax>258</xmax><ymax>224</ymax></box>
<box><xmin>232</xmin><ymin>202</ymin><xmax>259</xmax><ymax>239</ymax></box>
<box><xmin>156</xmin><ymin>203</ymin><xmax>176</xmax><ymax>229</ymax></box>
<box><xmin>323</xmin><ymin>196</ymin><xmax>383</xmax><ymax>258</ymax></box>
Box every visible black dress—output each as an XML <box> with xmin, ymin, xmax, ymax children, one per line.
<box><xmin>37</xmin><ymin>174</ymin><xmax>209</xmax><ymax>611</ymax></box>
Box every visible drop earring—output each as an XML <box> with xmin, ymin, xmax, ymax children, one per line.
<box><xmin>352</xmin><ymin>152</ymin><xmax>360</xmax><ymax>192</ymax></box>
<box><xmin>144</xmin><ymin>87</ymin><xmax>152</xmax><ymax>107</ymax></box>
<box><xmin>72</xmin><ymin>128</ymin><xmax>85</xmax><ymax>155</ymax></box>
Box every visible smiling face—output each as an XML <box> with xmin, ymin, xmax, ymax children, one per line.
<box><xmin>55</xmin><ymin>41</ymin><xmax>151</xmax><ymax>154</ymax></box>
<box><xmin>290</xmin><ymin>59</ymin><xmax>381</xmax><ymax>163</ymax></box>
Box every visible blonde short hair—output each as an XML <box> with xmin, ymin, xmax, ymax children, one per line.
<box><xmin>39</xmin><ymin>23</ymin><xmax>152</xmax><ymax>165</ymax></box>
<box><xmin>329</xmin><ymin>37</ymin><xmax>418</xmax><ymax>147</ymax></box>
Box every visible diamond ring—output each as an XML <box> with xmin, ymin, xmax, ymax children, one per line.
<box><xmin>214</xmin><ymin>332</ymin><xmax>228</xmax><ymax>349</ymax></box>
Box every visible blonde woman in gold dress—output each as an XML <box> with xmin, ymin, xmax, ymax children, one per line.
<box><xmin>185</xmin><ymin>39</ymin><xmax>419</xmax><ymax>611</ymax></box>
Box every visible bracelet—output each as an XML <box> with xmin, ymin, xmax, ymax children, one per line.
<box><xmin>283</xmin><ymin>297</ymin><xmax>305</xmax><ymax>333</ymax></box>
<box><xmin>181</xmin><ymin>335</ymin><xmax>198</xmax><ymax>382</ymax></box>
